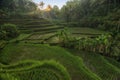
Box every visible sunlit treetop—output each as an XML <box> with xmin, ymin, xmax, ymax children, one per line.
<box><xmin>33</xmin><ymin>0</ymin><xmax>68</xmax><ymax>9</ymax></box>
<box><xmin>45</xmin><ymin>5</ymin><xmax>52</xmax><ymax>11</ymax></box>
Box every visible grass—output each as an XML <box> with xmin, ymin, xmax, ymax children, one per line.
<box><xmin>9</xmin><ymin>33</ymin><xmax>32</xmax><ymax>42</ymax></box>
<box><xmin>70</xmin><ymin>27</ymin><xmax>106</xmax><ymax>34</ymax></box>
<box><xmin>67</xmin><ymin>49</ymin><xmax>120</xmax><ymax>80</ymax></box>
<box><xmin>24</xmin><ymin>20</ymin><xmax>50</xmax><ymax>25</ymax></box>
<box><xmin>20</xmin><ymin>25</ymin><xmax>60</xmax><ymax>29</ymax></box>
<box><xmin>0</xmin><ymin>74</ymin><xmax>18</xmax><ymax>80</ymax></box>
<box><xmin>21</xmin><ymin>27</ymin><xmax>64</xmax><ymax>32</ymax></box>
<box><xmin>23</xmin><ymin>24</ymin><xmax>54</xmax><ymax>28</ymax></box>
<box><xmin>1</xmin><ymin>18</ymin><xmax>119</xmax><ymax>80</ymax></box>
<box><xmin>106</xmin><ymin>57</ymin><xmax>120</xmax><ymax>69</ymax></box>
<box><xmin>0</xmin><ymin>43</ymin><xmax>101</xmax><ymax>80</ymax></box>
<box><xmin>71</xmin><ymin>34</ymin><xmax>99</xmax><ymax>38</ymax></box>
<box><xmin>1</xmin><ymin>18</ymin><xmax>105</xmax><ymax>38</ymax></box>
<box><xmin>46</xmin><ymin>36</ymin><xmax>60</xmax><ymax>44</ymax></box>
<box><xmin>0</xmin><ymin>40</ymin><xmax>6</xmax><ymax>49</ymax></box>
<box><xmin>19</xmin><ymin>27</ymin><xmax>107</xmax><ymax>44</ymax></box>
<box><xmin>0</xmin><ymin>60</ymin><xmax>71</xmax><ymax>80</ymax></box>
<box><xmin>68</xmin><ymin>27</ymin><xmax>107</xmax><ymax>38</ymax></box>
<box><xmin>0</xmin><ymin>18</ymin><xmax>56</xmax><ymax>34</ymax></box>
<box><xmin>27</xmin><ymin>33</ymin><xmax>56</xmax><ymax>40</ymax></box>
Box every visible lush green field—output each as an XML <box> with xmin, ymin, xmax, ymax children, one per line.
<box><xmin>70</xmin><ymin>27</ymin><xmax>106</xmax><ymax>38</ymax></box>
<box><xmin>0</xmin><ymin>18</ymin><xmax>106</xmax><ymax>37</ymax></box>
<box><xmin>70</xmin><ymin>27</ymin><xmax>106</xmax><ymax>34</ymax></box>
<box><xmin>27</xmin><ymin>33</ymin><xmax>56</xmax><ymax>40</ymax></box>
<box><xmin>0</xmin><ymin>42</ymin><xmax>120</xmax><ymax>80</ymax></box>
<box><xmin>0</xmin><ymin>43</ymin><xmax>102</xmax><ymax>80</ymax></box>
<box><xmin>13</xmin><ymin>27</ymin><xmax>106</xmax><ymax>44</ymax></box>
<box><xmin>0</xmin><ymin>0</ymin><xmax>120</xmax><ymax>79</ymax></box>
<box><xmin>0</xmin><ymin>19</ymin><xmax>64</xmax><ymax>34</ymax></box>
<box><xmin>9</xmin><ymin>33</ymin><xmax>32</xmax><ymax>42</ymax></box>
<box><xmin>0</xmin><ymin>18</ymin><xmax>119</xmax><ymax>80</ymax></box>
<box><xmin>0</xmin><ymin>40</ymin><xmax>6</xmax><ymax>49</ymax></box>
<box><xmin>0</xmin><ymin>60</ymin><xmax>71</xmax><ymax>80</ymax></box>
<box><xmin>67</xmin><ymin>49</ymin><xmax>120</xmax><ymax>80</ymax></box>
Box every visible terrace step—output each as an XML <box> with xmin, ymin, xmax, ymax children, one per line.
<box><xmin>21</xmin><ymin>24</ymin><xmax>54</xmax><ymax>28</ymax></box>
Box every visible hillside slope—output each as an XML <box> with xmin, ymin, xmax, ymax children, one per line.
<box><xmin>0</xmin><ymin>43</ymin><xmax>120</xmax><ymax>80</ymax></box>
<box><xmin>67</xmin><ymin>49</ymin><xmax>120</xmax><ymax>80</ymax></box>
<box><xmin>0</xmin><ymin>60</ymin><xmax>71</xmax><ymax>80</ymax></box>
<box><xmin>0</xmin><ymin>43</ymin><xmax>101</xmax><ymax>80</ymax></box>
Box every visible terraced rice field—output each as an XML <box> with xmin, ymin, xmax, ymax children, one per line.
<box><xmin>0</xmin><ymin>18</ymin><xmax>64</xmax><ymax>44</ymax></box>
<box><xmin>67</xmin><ymin>49</ymin><xmax>120</xmax><ymax>80</ymax></box>
<box><xmin>69</xmin><ymin>27</ymin><xmax>107</xmax><ymax>38</ymax></box>
<box><xmin>1</xmin><ymin>18</ymin><xmax>118</xmax><ymax>80</ymax></box>
<box><xmin>0</xmin><ymin>43</ymin><xmax>102</xmax><ymax>80</ymax></box>
<box><xmin>27</xmin><ymin>33</ymin><xmax>56</xmax><ymax>40</ymax></box>
<box><xmin>0</xmin><ymin>43</ymin><xmax>120</xmax><ymax>80</ymax></box>
<box><xmin>0</xmin><ymin>18</ymin><xmax>105</xmax><ymax>38</ymax></box>
<box><xmin>0</xmin><ymin>41</ymin><xmax>6</xmax><ymax>49</ymax></box>
<box><xmin>0</xmin><ymin>60</ymin><xmax>71</xmax><ymax>80</ymax></box>
<box><xmin>0</xmin><ymin>18</ymin><xmax>64</xmax><ymax>34</ymax></box>
<box><xmin>0</xmin><ymin>18</ymin><xmax>107</xmax><ymax>45</ymax></box>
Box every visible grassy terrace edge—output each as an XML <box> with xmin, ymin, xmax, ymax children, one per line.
<box><xmin>0</xmin><ymin>60</ymin><xmax>71</xmax><ymax>80</ymax></box>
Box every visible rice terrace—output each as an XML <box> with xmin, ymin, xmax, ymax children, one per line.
<box><xmin>0</xmin><ymin>0</ymin><xmax>120</xmax><ymax>80</ymax></box>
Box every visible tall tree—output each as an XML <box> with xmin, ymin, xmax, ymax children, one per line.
<box><xmin>39</xmin><ymin>1</ymin><xmax>45</xmax><ymax>10</ymax></box>
<box><xmin>52</xmin><ymin>5</ymin><xmax>60</xmax><ymax>19</ymax></box>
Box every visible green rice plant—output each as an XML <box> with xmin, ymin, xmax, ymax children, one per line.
<box><xmin>0</xmin><ymin>60</ymin><xmax>71</xmax><ymax>80</ymax></box>
<box><xmin>0</xmin><ymin>73</ymin><xmax>19</xmax><ymax>80</ymax></box>
<box><xmin>68</xmin><ymin>49</ymin><xmax>120</xmax><ymax>80</ymax></box>
<box><xmin>0</xmin><ymin>40</ymin><xmax>6</xmax><ymax>49</ymax></box>
<box><xmin>0</xmin><ymin>43</ymin><xmax>102</xmax><ymax>80</ymax></box>
<box><xmin>106</xmin><ymin>57</ymin><xmax>120</xmax><ymax>69</ymax></box>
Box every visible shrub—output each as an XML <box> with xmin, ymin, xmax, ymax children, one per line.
<box><xmin>59</xmin><ymin>32</ymin><xmax>119</xmax><ymax>60</ymax></box>
<box><xmin>0</xmin><ymin>23</ymin><xmax>19</xmax><ymax>40</ymax></box>
<box><xmin>0</xmin><ymin>31</ymin><xmax>7</xmax><ymax>40</ymax></box>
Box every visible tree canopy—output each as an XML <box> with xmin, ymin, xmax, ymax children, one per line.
<box><xmin>0</xmin><ymin>0</ymin><xmax>37</xmax><ymax>18</ymax></box>
<box><xmin>60</xmin><ymin>0</ymin><xmax>120</xmax><ymax>32</ymax></box>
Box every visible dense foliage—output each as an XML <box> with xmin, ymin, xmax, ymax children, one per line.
<box><xmin>56</xmin><ymin>29</ymin><xmax>120</xmax><ymax>60</ymax></box>
<box><xmin>0</xmin><ymin>0</ymin><xmax>37</xmax><ymax>18</ymax></box>
<box><xmin>0</xmin><ymin>0</ymin><xmax>120</xmax><ymax>80</ymax></box>
<box><xmin>60</xmin><ymin>0</ymin><xmax>120</xmax><ymax>32</ymax></box>
<box><xmin>0</xmin><ymin>24</ymin><xmax>19</xmax><ymax>40</ymax></box>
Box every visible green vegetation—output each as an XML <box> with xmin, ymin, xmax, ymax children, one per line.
<box><xmin>106</xmin><ymin>57</ymin><xmax>120</xmax><ymax>69</ymax></box>
<box><xmin>0</xmin><ymin>0</ymin><xmax>37</xmax><ymax>18</ymax></box>
<box><xmin>0</xmin><ymin>74</ymin><xmax>18</xmax><ymax>80</ymax></box>
<box><xmin>0</xmin><ymin>60</ymin><xmax>71</xmax><ymax>80</ymax></box>
<box><xmin>0</xmin><ymin>18</ymin><xmax>63</xmax><ymax>34</ymax></box>
<box><xmin>0</xmin><ymin>23</ymin><xmax>19</xmax><ymax>40</ymax></box>
<box><xmin>60</xmin><ymin>0</ymin><xmax>120</xmax><ymax>32</ymax></box>
<box><xmin>0</xmin><ymin>43</ymin><xmax>102</xmax><ymax>80</ymax></box>
<box><xmin>0</xmin><ymin>40</ymin><xmax>6</xmax><ymax>50</ymax></box>
<box><xmin>9</xmin><ymin>33</ymin><xmax>32</xmax><ymax>43</ymax></box>
<box><xmin>0</xmin><ymin>0</ymin><xmax>120</xmax><ymax>80</ymax></box>
<box><xmin>55</xmin><ymin>28</ymin><xmax>120</xmax><ymax>60</ymax></box>
<box><xmin>67</xmin><ymin>49</ymin><xmax>120</xmax><ymax>80</ymax></box>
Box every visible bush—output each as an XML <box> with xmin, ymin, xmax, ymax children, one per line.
<box><xmin>0</xmin><ymin>23</ymin><xmax>19</xmax><ymax>40</ymax></box>
<box><xmin>98</xmin><ymin>24</ymin><xmax>106</xmax><ymax>30</ymax></box>
<box><xmin>0</xmin><ymin>31</ymin><xmax>6</xmax><ymax>40</ymax></box>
